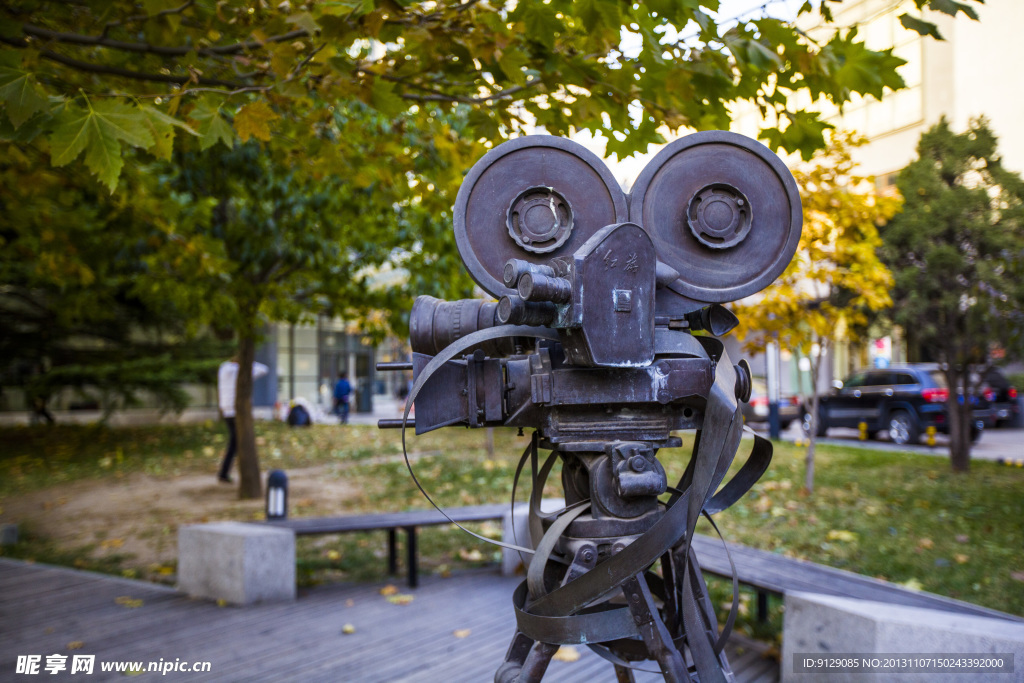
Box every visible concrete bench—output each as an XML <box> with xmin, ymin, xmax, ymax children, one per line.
<box><xmin>689</xmin><ymin>534</ymin><xmax>1023</xmax><ymax>623</ymax></box>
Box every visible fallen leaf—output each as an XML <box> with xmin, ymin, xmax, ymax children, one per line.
<box><xmin>753</xmin><ymin>496</ymin><xmax>772</xmax><ymax>514</ymax></box>
<box><xmin>326</xmin><ymin>550</ymin><xmax>341</xmax><ymax>561</ymax></box>
<box><xmin>386</xmin><ymin>593</ymin><xmax>415</xmax><ymax>605</ymax></box>
<box><xmin>67</xmin><ymin>641</ymin><xmax>84</xmax><ymax>650</ymax></box>
<box><xmin>202</xmin><ymin>446</ymin><xmax>215</xmax><ymax>457</ymax></box>
<box><xmin>552</xmin><ymin>646</ymin><xmax>580</xmax><ymax>663</ymax></box>
<box><xmin>217</xmin><ymin>599</ymin><xmax>228</xmax><ymax>607</ymax></box>
<box><xmin>826</xmin><ymin>530</ymin><xmax>858</xmax><ymax>543</ymax></box>
<box><xmin>342</xmin><ymin>624</ymin><xmax>356</xmax><ymax>634</ymax></box>
<box><xmin>458</xmin><ymin>549</ymin><xmax>485</xmax><ymax>562</ymax></box>
<box><xmin>917</xmin><ymin>538</ymin><xmax>934</xmax><ymax>550</ymax></box>
<box><xmin>453</xmin><ymin>629</ymin><xmax>471</xmax><ymax>638</ymax></box>
<box><xmin>900</xmin><ymin>578</ymin><xmax>924</xmax><ymax>592</ymax></box>
<box><xmin>345</xmin><ymin>599</ymin><xmax>355</xmax><ymax>607</ymax></box>
<box><xmin>379</xmin><ymin>585</ymin><xmax>399</xmax><ymax>596</ymax></box>
<box><xmin>954</xmin><ymin>554</ymin><xmax>969</xmax><ymax>564</ymax></box>
<box><xmin>114</xmin><ymin>596</ymin><xmax>144</xmax><ymax>609</ymax></box>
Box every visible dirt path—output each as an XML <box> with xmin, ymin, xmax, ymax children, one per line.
<box><xmin>1</xmin><ymin>468</ymin><xmax>359</xmax><ymax>574</ymax></box>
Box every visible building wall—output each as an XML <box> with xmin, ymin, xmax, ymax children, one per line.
<box><xmin>811</xmin><ymin>0</ymin><xmax>1024</xmax><ymax>177</ymax></box>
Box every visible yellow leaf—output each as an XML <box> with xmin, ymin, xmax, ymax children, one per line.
<box><xmin>326</xmin><ymin>550</ymin><xmax>341</xmax><ymax>561</ymax></box>
<box><xmin>917</xmin><ymin>538</ymin><xmax>934</xmax><ymax>550</ymax></box>
<box><xmin>379</xmin><ymin>584</ymin><xmax>398</xmax><ymax>596</ymax></box>
<box><xmin>552</xmin><ymin>646</ymin><xmax>581</xmax><ymax>662</ymax></box>
<box><xmin>386</xmin><ymin>593</ymin><xmax>415</xmax><ymax>605</ymax></box>
<box><xmin>67</xmin><ymin>641</ymin><xmax>84</xmax><ymax>650</ymax></box>
<box><xmin>826</xmin><ymin>530</ymin><xmax>858</xmax><ymax>543</ymax></box>
<box><xmin>453</xmin><ymin>629</ymin><xmax>471</xmax><ymax>638</ymax></box>
<box><xmin>342</xmin><ymin>624</ymin><xmax>356</xmax><ymax>634</ymax></box>
<box><xmin>900</xmin><ymin>578</ymin><xmax>924</xmax><ymax>592</ymax></box>
<box><xmin>234</xmin><ymin>101</ymin><xmax>278</xmax><ymax>142</ymax></box>
<box><xmin>114</xmin><ymin>596</ymin><xmax>144</xmax><ymax>609</ymax></box>
<box><xmin>954</xmin><ymin>554</ymin><xmax>969</xmax><ymax>565</ymax></box>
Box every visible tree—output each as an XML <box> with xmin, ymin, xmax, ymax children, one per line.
<box><xmin>136</xmin><ymin>104</ymin><xmax>476</xmax><ymax>498</ymax></box>
<box><xmin>0</xmin><ymin>0</ymin><xmax>979</xmax><ymax>190</ymax></box>
<box><xmin>880</xmin><ymin>118</ymin><xmax>1024</xmax><ymax>472</ymax></box>
<box><xmin>0</xmin><ymin>0</ymin><xmax>981</xmax><ymax>497</ymax></box>
<box><xmin>0</xmin><ymin>141</ymin><xmax>228</xmax><ymax>420</ymax></box>
<box><xmin>733</xmin><ymin>131</ymin><xmax>901</xmax><ymax>494</ymax></box>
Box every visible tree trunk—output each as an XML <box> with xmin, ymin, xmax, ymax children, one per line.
<box><xmin>235</xmin><ymin>333</ymin><xmax>262</xmax><ymax>499</ymax></box>
<box><xmin>948</xmin><ymin>395</ymin><xmax>972</xmax><ymax>473</ymax></box>
<box><xmin>805</xmin><ymin>391</ymin><xmax>819</xmax><ymax>495</ymax></box>
<box><xmin>803</xmin><ymin>338</ymin><xmax>828</xmax><ymax>496</ymax></box>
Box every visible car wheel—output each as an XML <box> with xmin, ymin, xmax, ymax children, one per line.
<box><xmin>888</xmin><ymin>410</ymin><xmax>919</xmax><ymax>446</ymax></box>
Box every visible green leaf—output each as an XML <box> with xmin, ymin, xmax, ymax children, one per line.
<box><xmin>496</xmin><ymin>49</ymin><xmax>529</xmax><ymax>86</ymax></box>
<box><xmin>83</xmin><ymin>122</ymin><xmax>124</xmax><ymax>191</ymax></box>
<box><xmin>49</xmin><ymin>105</ymin><xmax>93</xmax><ymax>167</ymax></box>
<box><xmin>369</xmin><ymin>78</ymin><xmax>405</xmax><ymax>117</ymax></box>
<box><xmin>899</xmin><ymin>14</ymin><xmax>944</xmax><ymax>40</ymax></box>
<box><xmin>287</xmin><ymin>12</ymin><xmax>321</xmax><ymax>35</ymax></box>
<box><xmin>190</xmin><ymin>98</ymin><xmax>234</xmax><ymax>151</ymax></box>
<box><xmin>140</xmin><ymin>105</ymin><xmax>196</xmax><ymax>160</ymax></box>
<box><xmin>49</xmin><ymin>99</ymin><xmax>153</xmax><ymax>189</ymax></box>
<box><xmin>0</xmin><ymin>63</ymin><xmax>50</xmax><ymax>128</ymax></box>
<box><xmin>927</xmin><ymin>0</ymin><xmax>979</xmax><ymax>20</ymax></box>
<box><xmin>521</xmin><ymin>4</ymin><xmax>562</xmax><ymax>50</ymax></box>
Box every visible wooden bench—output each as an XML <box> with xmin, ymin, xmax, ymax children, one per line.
<box><xmin>264</xmin><ymin>509</ymin><xmax>1023</xmax><ymax>624</ymax></box>
<box><xmin>264</xmin><ymin>503</ymin><xmax>509</xmax><ymax>588</ymax></box>
<box><xmin>689</xmin><ymin>534</ymin><xmax>1024</xmax><ymax>623</ymax></box>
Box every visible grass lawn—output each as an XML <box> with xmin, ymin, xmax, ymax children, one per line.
<box><xmin>2</xmin><ymin>421</ymin><xmax>1022</xmax><ymax>637</ymax></box>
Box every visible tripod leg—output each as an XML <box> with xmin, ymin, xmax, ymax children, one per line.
<box><xmin>494</xmin><ymin>632</ymin><xmax>559</xmax><ymax>683</ymax></box>
<box><xmin>614</xmin><ymin>664</ymin><xmax>637</xmax><ymax>682</ymax></box>
<box><xmin>622</xmin><ymin>574</ymin><xmax>688</xmax><ymax>683</ymax></box>
<box><xmin>495</xmin><ymin>631</ymin><xmax>534</xmax><ymax>683</ymax></box>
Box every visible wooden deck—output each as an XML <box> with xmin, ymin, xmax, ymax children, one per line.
<box><xmin>0</xmin><ymin>558</ymin><xmax>779</xmax><ymax>682</ymax></box>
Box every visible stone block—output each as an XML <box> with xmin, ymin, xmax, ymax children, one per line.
<box><xmin>782</xmin><ymin>591</ymin><xmax>1024</xmax><ymax>682</ymax></box>
<box><xmin>178</xmin><ymin>522</ymin><xmax>295</xmax><ymax>605</ymax></box>
<box><xmin>501</xmin><ymin>498</ymin><xmax>565</xmax><ymax>576</ymax></box>
<box><xmin>0</xmin><ymin>523</ymin><xmax>17</xmax><ymax>545</ymax></box>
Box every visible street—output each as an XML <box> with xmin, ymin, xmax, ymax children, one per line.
<box><xmin>753</xmin><ymin>422</ymin><xmax>1024</xmax><ymax>462</ymax></box>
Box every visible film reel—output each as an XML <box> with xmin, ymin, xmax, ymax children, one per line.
<box><xmin>628</xmin><ymin>131</ymin><xmax>802</xmax><ymax>304</ymax></box>
<box><xmin>454</xmin><ymin>136</ymin><xmax>628</xmax><ymax>298</ymax></box>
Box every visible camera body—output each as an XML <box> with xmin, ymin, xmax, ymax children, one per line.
<box><xmin>382</xmin><ymin>131</ymin><xmax>802</xmax><ymax>681</ymax></box>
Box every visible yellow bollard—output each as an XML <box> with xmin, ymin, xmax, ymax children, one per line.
<box><xmin>858</xmin><ymin>422</ymin><xmax>868</xmax><ymax>440</ymax></box>
<box><xmin>926</xmin><ymin>425</ymin><xmax>936</xmax><ymax>448</ymax></box>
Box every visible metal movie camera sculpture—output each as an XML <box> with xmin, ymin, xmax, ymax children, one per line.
<box><xmin>377</xmin><ymin>131</ymin><xmax>802</xmax><ymax>683</ymax></box>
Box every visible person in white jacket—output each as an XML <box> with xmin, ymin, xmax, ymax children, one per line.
<box><xmin>216</xmin><ymin>358</ymin><xmax>269</xmax><ymax>483</ymax></box>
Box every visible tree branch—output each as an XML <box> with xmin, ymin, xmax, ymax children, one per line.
<box><xmin>100</xmin><ymin>0</ymin><xmax>195</xmax><ymax>39</ymax></box>
<box><xmin>34</xmin><ymin>48</ymin><xmax>243</xmax><ymax>88</ymax></box>
<box><xmin>21</xmin><ymin>24</ymin><xmax>310</xmax><ymax>58</ymax></box>
<box><xmin>361</xmin><ymin>68</ymin><xmax>544</xmax><ymax>105</ymax></box>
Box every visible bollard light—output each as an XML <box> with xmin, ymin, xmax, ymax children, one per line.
<box><xmin>266</xmin><ymin>469</ymin><xmax>288</xmax><ymax>520</ymax></box>
<box><xmin>858</xmin><ymin>421</ymin><xmax>868</xmax><ymax>440</ymax></box>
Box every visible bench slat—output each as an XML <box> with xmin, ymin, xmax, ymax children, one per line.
<box><xmin>265</xmin><ymin>503</ymin><xmax>510</xmax><ymax>535</ymax></box>
<box><xmin>690</xmin><ymin>534</ymin><xmax>1022</xmax><ymax>623</ymax></box>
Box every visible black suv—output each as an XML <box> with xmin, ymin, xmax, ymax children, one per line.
<box><xmin>805</xmin><ymin>364</ymin><xmax>983</xmax><ymax>445</ymax></box>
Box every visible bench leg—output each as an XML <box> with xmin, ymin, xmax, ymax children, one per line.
<box><xmin>388</xmin><ymin>529</ymin><xmax>398</xmax><ymax>575</ymax></box>
<box><xmin>757</xmin><ymin>590</ymin><xmax>769</xmax><ymax>623</ymax></box>
<box><xmin>405</xmin><ymin>526</ymin><xmax>418</xmax><ymax>589</ymax></box>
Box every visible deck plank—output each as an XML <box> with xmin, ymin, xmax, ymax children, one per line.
<box><xmin>0</xmin><ymin>558</ymin><xmax>777</xmax><ymax>682</ymax></box>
